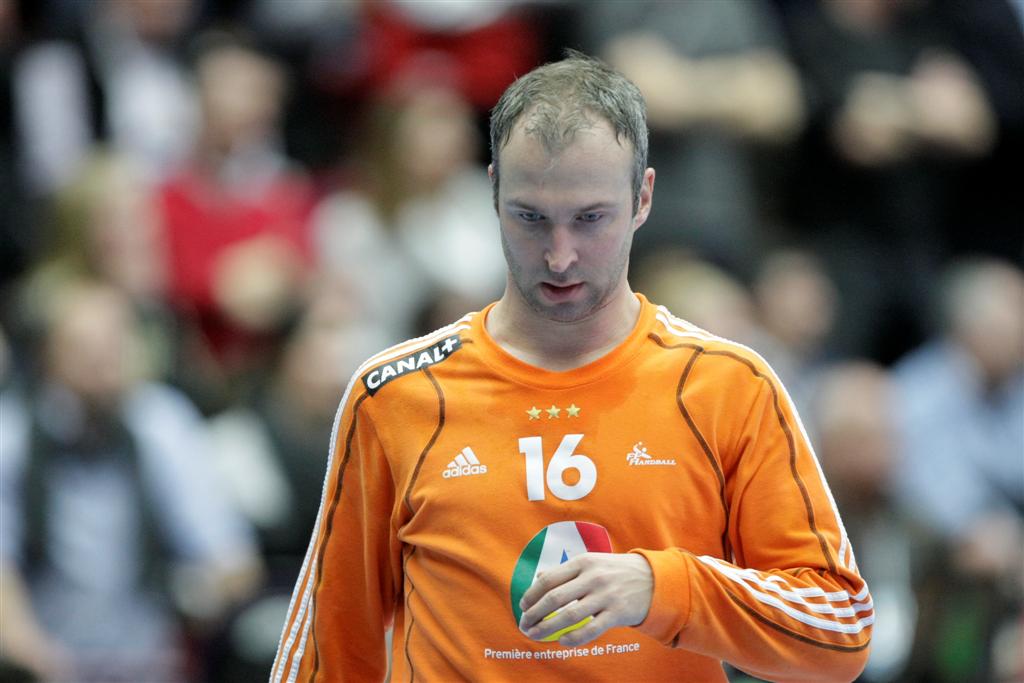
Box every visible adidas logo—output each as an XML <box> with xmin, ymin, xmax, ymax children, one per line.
<box><xmin>443</xmin><ymin>447</ymin><xmax>488</xmax><ymax>479</ymax></box>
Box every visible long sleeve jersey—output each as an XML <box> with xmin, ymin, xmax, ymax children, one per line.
<box><xmin>271</xmin><ymin>294</ymin><xmax>873</xmax><ymax>683</ymax></box>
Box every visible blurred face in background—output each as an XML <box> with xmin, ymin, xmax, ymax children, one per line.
<box><xmin>815</xmin><ymin>363</ymin><xmax>896</xmax><ymax>505</ymax></box>
<box><xmin>45</xmin><ymin>284</ymin><xmax>145</xmax><ymax>409</ymax></box>
<box><xmin>636</xmin><ymin>251</ymin><xmax>757</xmax><ymax>343</ymax></box>
<box><xmin>396</xmin><ymin>86</ymin><xmax>478</xmax><ymax>192</ymax></box>
<box><xmin>280</xmin><ymin>323</ymin><xmax>355</xmax><ymax>423</ymax></box>
<box><xmin>492</xmin><ymin>116</ymin><xmax>653</xmax><ymax>324</ymax></box>
<box><xmin>55</xmin><ymin>155</ymin><xmax>166</xmax><ymax>301</ymax></box>
<box><xmin>86</xmin><ymin>161</ymin><xmax>166</xmax><ymax>300</ymax></box>
<box><xmin>197</xmin><ymin>44</ymin><xmax>285</xmax><ymax>153</ymax></box>
<box><xmin>754</xmin><ymin>251</ymin><xmax>837</xmax><ymax>355</ymax></box>
<box><xmin>948</xmin><ymin>261</ymin><xmax>1024</xmax><ymax>385</ymax></box>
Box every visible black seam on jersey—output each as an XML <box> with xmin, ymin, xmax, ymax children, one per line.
<box><xmin>309</xmin><ymin>391</ymin><xmax>370</xmax><ymax>683</ymax></box>
<box><xmin>649</xmin><ymin>334</ymin><xmax>732</xmax><ymax>559</ymax></box>
<box><xmin>403</xmin><ymin>366</ymin><xmax>445</xmax><ymax>515</ymax></box>
<box><xmin>679</xmin><ymin>347</ymin><xmax>732</xmax><ymax>559</ymax></box>
<box><xmin>396</xmin><ymin>367</ymin><xmax>443</xmax><ymax>681</ymax></box>
<box><xmin>724</xmin><ymin>588</ymin><xmax>870</xmax><ymax>652</ymax></box>
<box><xmin>649</xmin><ymin>332</ymin><xmax>837</xmax><ymax>574</ymax></box>
<box><xmin>403</xmin><ymin>545</ymin><xmax>418</xmax><ymax>682</ymax></box>
<box><xmin>702</xmin><ymin>349</ymin><xmax>837</xmax><ymax>575</ymax></box>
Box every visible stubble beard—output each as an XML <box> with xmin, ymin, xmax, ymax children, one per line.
<box><xmin>500</xmin><ymin>228</ymin><xmax>632</xmax><ymax>324</ymax></box>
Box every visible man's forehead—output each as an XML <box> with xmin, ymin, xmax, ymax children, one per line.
<box><xmin>498</xmin><ymin>139</ymin><xmax>633</xmax><ymax>208</ymax></box>
<box><xmin>505</xmin><ymin>107</ymin><xmax>628</xmax><ymax>157</ymax></box>
<box><xmin>505</xmin><ymin>123</ymin><xmax>628</xmax><ymax>167</ymax></box>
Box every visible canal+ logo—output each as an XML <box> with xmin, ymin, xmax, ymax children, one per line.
<box><xmin>362</xmin><ymin>335</ymin><xmax>462</xmax><ymax>396</ymax></box>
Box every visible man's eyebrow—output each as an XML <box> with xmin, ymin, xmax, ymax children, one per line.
<box><xmin>504</xmin><ymin>200</ymin><xmax>616</xmax><ymax>212</ymax></box>
<box><xmin>505</xmin><ymin>199</ymin><xmax>548</xmax><ymax>213</ymax></box>
<box><xmin>576</xmin><ymin>202</ymin><xmax>615</xmax><ymax>212</ymax></box>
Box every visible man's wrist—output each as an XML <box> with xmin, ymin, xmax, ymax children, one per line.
<box><xmin>628</xmin><ymin>548</ymin><xmax>692</xmax><ymax>644</ymax></box>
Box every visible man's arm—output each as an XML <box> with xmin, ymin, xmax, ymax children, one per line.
<box><xmin>269</xmin><ymin>386</ymin><xmax>398</xmax><ymax>683</ymax></box>
<box><xmin>605</xmin><ymin>34</ymin><xmax>804</xmax><ymax>143</ymax></box>
<box><xmin>0</xmin><ymin>391</ymin><xmax>75</xmax><ymax>681</ymax></box>
<box><xmin>129</xmin><ymin>385</ymin><xmax>265</xmax><ymax>620</ymax></box>
<box><xmin>0</xmin><ymin>561</ymin><xmax>76</xmax><ymax>681</ymax></box>
<box><xmin>521</xmin><ymin>355</ymin><xmax>872</xmax><ymax>683</ymax></box>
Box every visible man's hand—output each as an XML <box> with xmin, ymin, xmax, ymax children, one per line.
<box><xmin>518</xmin><ymin>552</ymin><xmax>654</xmax><ymax>647</ymax></box>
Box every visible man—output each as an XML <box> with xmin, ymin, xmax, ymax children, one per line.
<box><xmin>0</xmin><ymin>280</ymin><xmax>262</xmax><ymax>682</ymax></box>
<box><xmin>271</xmin><ymin>52</ymin><xmax>872</xmax><ymax>682</ymax></box>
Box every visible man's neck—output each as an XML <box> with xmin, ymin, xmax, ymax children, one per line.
<box><xmin>486</xmin><ymin>284</ymin><xmax>641</xmax><ymax>371</ymax></box>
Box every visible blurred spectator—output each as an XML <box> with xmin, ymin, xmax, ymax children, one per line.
<box><xmin>929</xmin><ymin>0</ymin><xmax>1024</xmax><ymax>263</ymax></box>
<box><xmin>782</xmin><ymin>0</ymin><xmax>999</xmax><ymax>361</ymax></box>
<box><xmin>633</xmin><ymin>250</ymin><xmax>760</xmax><ymax>344</ymax></box>
<box><xmin>749</xmin><ymin>248</ymin><xmax>838</xmax><ymax>416</ymax></box>
<box><xmin>313</xmin><ymin>83</ymin><xmax>504</xmax><ymax>342</ymax></box>
<box><xmin>9</xmin><ymin>0</ymin><xmax>198</xmax><ymax>195</ymax></box>
<box><xmin>893</xmin><ymin>257</ymin><xmax>1024</xmax><ymax>680</ymax></box>
<box><xmin>243</xmin><ymin>0</ymin><xmax>363</xmax><ymax>172</ymax></box>
<box><xmin>335</xmin><ymin>0</ymin><xmax>540</xmax><ymax>111</ymax></box>
<box><xmin>812</xmin><ymin>362</ymin><xmax>936</xmax><ymax>682</ymax></box>
<box><xmin>580</xmin><ymin>0</ymin><xmax>804</xmax><ymax>275</ymax></box>
<box><xmin>202</xmin><ymin>289</ymin><xmax>390</xmax><ymax>681</ymax></box>
<box><xmin>207</xmin><ymin>286</ymin><xmax>389</xmax><ymax>564</ymax></box>
<box><xmin>895</xmin><ymin>258</ymin><xmax>1024</xmax><ymax>578</ymax></box>
<box><xmin>253</xmin><ymin>0</ymin><xmax>543</xmax><ymax>174</ymax></box>
<box><xmin>0</xmin><ymin>279</ymin><xmax>262</xmax><ymax>682</ymax></box>
<box><xmin>158</xmin><ymin>31</ymin><xmax>317</xmax><ymax>413</ymax></box>
<box><xmin>13</xmin><ymin>151</ymin><xmax>176</xmax><ymax>381</ymax></box>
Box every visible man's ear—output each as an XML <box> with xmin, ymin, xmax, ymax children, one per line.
<box><xmin>488</xmin><ymin>163</ymin><xmax>500</xmax><ymax>214</ymax></box>
<box><xmin>633</xmin><ymin>167</ymin><xmax>655</xmax><ymax>231</ymax></box>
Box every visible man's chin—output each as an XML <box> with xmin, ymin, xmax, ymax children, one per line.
<box><xmin>526</xmin><ymin>296</ymin><xmax>596</xmax><ymax>324</ymax></box>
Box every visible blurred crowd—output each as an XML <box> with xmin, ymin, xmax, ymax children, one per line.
<box><xmin>0</xmin><ymin>1</ymin><xmax>1020</xmax><ymax>682</ymax></box>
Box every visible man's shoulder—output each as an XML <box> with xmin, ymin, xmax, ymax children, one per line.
<box><xmin>351</xmin><ymin>312</ymin><xmax>480</xmax><ymax>400</ymax></box>
<box><xmin>646</xmin><ymin>303</ymin><xmax>763</xmax><ymax>364</ymax></box>
<box><xmin>644</xmin><ymin>303</ymin><xmax>803</xmax><ymax>422</ymax></box>
<box><xmin>642</xmin><ymin>301</ymin><xmax>786</xmax><ymax>391</ymax></box>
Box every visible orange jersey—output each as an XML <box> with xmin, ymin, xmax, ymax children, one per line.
<box><xmin>271</xmin><ymin>294</ymin><xmax>872</xmax><ymax>683</ymax></box>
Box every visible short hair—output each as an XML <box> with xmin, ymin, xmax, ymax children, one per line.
<box><xmin>489</xmin><ymin>49</ymin><xmax>649</xmax><ymax>212</ymax></box>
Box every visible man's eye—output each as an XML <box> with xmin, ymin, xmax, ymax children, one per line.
<box><xmin>517</xmin><ymin>212</ymin><xmax>543</xmax><ymax>223</ymax></box>
<box><xmin>578</xmin><ymin>213</ymin><xmax>603</xmax><ymax>223</ymax></box>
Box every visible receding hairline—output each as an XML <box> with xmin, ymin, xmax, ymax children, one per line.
<box><xmin>502</xmin><ymin>105</ymin><xmax>636</xmax><ymax>159</ymax></box>
<box><xmin>488</xmin><ymin>50</ymin><xmax>649</xmax><ymax>211</ymax></box>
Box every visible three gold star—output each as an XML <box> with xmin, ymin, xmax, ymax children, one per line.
<box><xmin>526</xmin><ymin>404</ymin><xmax>581</xmax><ymax>419</ymax></box>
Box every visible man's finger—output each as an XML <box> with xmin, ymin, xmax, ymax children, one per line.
<box><xmin>557</xmin><ymin>610</ymin><xmax>615</xmax><ymax>648</ymax></box>
<box><xmin>523</xmin><ymin>596</ymin><xmax>601</xmax><ymax>642</ymax></box>
<box><xmin>518</xmin><ymin>557</ymin><xmax>585</xmax><ymax>613</ymax></box>
<box><xmin>519</xmin><ymin>577</ymin><xmax>591</xmax><ymax>632</ymax></box>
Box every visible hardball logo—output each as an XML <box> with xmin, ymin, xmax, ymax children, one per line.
<box><xmin>510</xmin><ymin>522</ymin><xmax>612</xmax><ymax>629</ymax></box>
<box><xmin>626</xmin><ymin>442</ymin><xmax>676</xmax><ymax>466</ymax></box>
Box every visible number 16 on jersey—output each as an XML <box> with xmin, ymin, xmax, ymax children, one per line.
<box><xmin>519</xmin><ymin>434</ymin><xmax>597</xmax><ymax>501</ymax></box>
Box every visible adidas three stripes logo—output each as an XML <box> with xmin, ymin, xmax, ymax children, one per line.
<box><xmin>443</xmin><ymin>447</ymin><xmax>488</xmax><ymax>479</ymax></box>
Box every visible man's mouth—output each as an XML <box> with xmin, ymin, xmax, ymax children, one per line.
<box><xmin>540</xmin><ymin>282</ymin><xmax>584</xmax><ymax>302</ymax></box>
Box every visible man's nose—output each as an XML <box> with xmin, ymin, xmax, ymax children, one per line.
<box><xmin>545</xmin><ymin>225</ymin><xmax>578</xmax><ymax>274</ymax></box>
